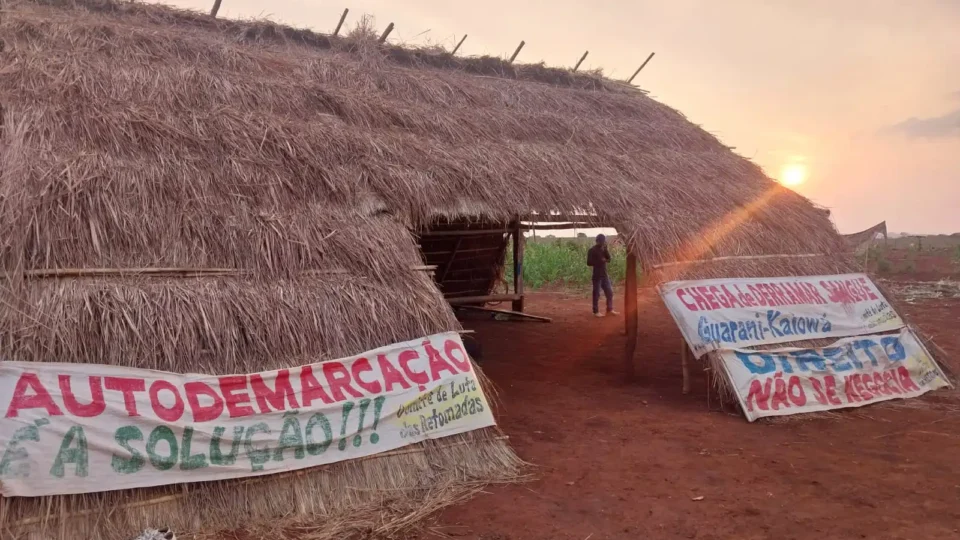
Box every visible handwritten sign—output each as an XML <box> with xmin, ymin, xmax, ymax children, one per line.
<box><xmin>0</xmin><ymin>333</ymin><xmax>495</xmax><ymax>497</ymax></box>
<box><xmin>659</xmin><ymin>273</ymin><xmax>904</xmax><ymax>357</ymax></box>
<box><xmin>715</xmin><ymin>328</ymin><xmax>950</xmax><ymax>421</ymax></box>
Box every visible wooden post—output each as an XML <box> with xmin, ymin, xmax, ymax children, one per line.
<box><xmin>573</xmin><ymin>50</ymin><xmax>589</xmax><ymax>71</ymax></box>
<box><xmin>623</xmin><ymin>252</ymin><xmax>638</xmax><ymax>380</ymax></box>
<box><xmin>627</xmin><ymin>52</ymin><xmax>655</xmax><ymax>84</ymax></box>
<box><xmin>378</xmin><ymin>23</ymin><xmax>395</xmax><ymax>44</ymax></box>
<box><xmin>452</xmin><ymin>34</ymin><xmax>468</xmax><ymax>55</ymax></box>
<box><xmin>681</xmin><ymin>339</ymin><xmax>691</xmax><ymax>394</ymax></box>
<box><xmin>508</xmin><ymin>41</ymin><xmax>525</xmax><ymax>64</ymax></box>
<box><xmin>333</xmin><ymin>8</ymin><xmax>349</xmax><ymax>36</ymax></box>
<box><xmin>512</xmin><ymin>221</ymin><xmax>525</xmax><ymax>312</ymax></box>
<box><xmin>210</xmin><ymin>0</ymin><xmax>223</xmax><ymax>17</ymax></box>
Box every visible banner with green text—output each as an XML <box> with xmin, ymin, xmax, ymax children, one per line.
<box><xmin>0</xmin><ymin>332</ymin><xmax>495</xmax><ymax>497</ymax></box>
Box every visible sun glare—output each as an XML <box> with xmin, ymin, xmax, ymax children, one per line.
<box><xmin>779</xmin><ymin>164</ymin><xmax>807</xmax><ymax>187</ymax></box>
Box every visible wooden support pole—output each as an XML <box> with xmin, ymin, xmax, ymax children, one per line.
<box><xmin>452</xmin><ymin>34</ymin><xmax>468</xmax><ymax>55</ymax></box>
<box><xmin>681</xmin><ymin>339</ymin><xmax>691</xmax><ymax>394</ymax></box>
<box><xmin>627</xmin><ymin>52</ymin><xmax>655</xmax><ymax>84</ymax></box>
<box><xmin>455</xmin><ymin>305</ymin><xmax>551</xmax><ymax>323</ymax></box>
<box><xmin>573</xmin><ymin>50</ymin><xmax>589</xmax><ymax>72</ymax></box>
<box><xmin>210</xmin><ymin>0</ymin><xmax>223</xmax><ymax>17</ymax></box>
<box><xmin>512</xmin><ymin>220</ymin><xmax>525</xmax><ymax>313</ymax></box>
<box><xmin>333</xmin><ymin>8</ymin><xmax>349</xmax><ymax>36</ymax></box>
<box><xmin>379</xmin><ymin>22</ymin><xmax>394</xmax><ymax>44</ymax></box>
<box><xmin>447</xmin><ymin>294</ymin><xmax>522</xmax><ymax>306</ymax></box>
<box><xmin>623</xmin><ymin>252</ymin><xmax>638</xmax><ymax>380</ymax></box>
<box><xmin>508</xmin><ymin>41</ymin><xmax>525</xmax><ymax>64</ymax></box>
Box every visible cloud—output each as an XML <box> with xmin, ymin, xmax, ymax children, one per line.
<box><xmin>888</xmin><ymin>108</ymin><xmax>960</xmax><ymax>138</ymax></box>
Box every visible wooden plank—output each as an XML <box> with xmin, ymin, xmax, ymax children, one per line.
<box><xmin>420</xmin><ymin>229</ymin><xmax>510</xmax><ymax>237</ymax></box>
<box><xmin>521</xmin><ymin>213</ymin><xmax>614</xmax><ymax>226</ymax></box>
<box><xmin>522</xmin><ymin>222</ymin><xmax>591</xmax><ymax>231</ymax></box>
<box><xmin>455</xmin><ymin>305</ymin><xmax>551</xmax><ymax>323</ymax></box>
<box><xmin>422</xmin><ymin>246</ymin><xmax>503</xmax><ymax>257</ymax></box>
<box><xmin>447</xmin><ymin>294</ymin><xmax>522</xmax><ymax>305</ymax></box>
<box><xmin>333</xmin><ymin>8</ymin><xmax>349</xmax><ymax>36</ymax></box>
<box><xmin>623</xmin><ymin>252</ymin><xmax>638</xmax><ymax>380</ymax></box>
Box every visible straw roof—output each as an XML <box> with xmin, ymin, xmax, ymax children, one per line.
<box><xmin>1</xmin><ymin>0</ymin><xmax>849</xmax><ymax>277</ymax></box>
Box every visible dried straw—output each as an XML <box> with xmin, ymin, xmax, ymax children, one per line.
<box><xmin>0</xmin><ymin>0</ymin><xmax>877</xmax><ymax>536</ymax></box>
<box><xmin>1</xmin><ymin>0</ymin><xmax>848</xmax><ymax>274</ymax></box>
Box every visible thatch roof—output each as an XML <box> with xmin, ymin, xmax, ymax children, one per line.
<box><xmin>0</xmin><ymin>0</ymin><xmax>856</xmax><ymax>537</ymax></box>
<box><xmin>1</xmin><ymin>0</ymin><xmax>849</xmax><ymax>277</ymax></box>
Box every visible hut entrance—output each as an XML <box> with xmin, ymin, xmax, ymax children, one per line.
<box><xmin>417</xmin><ymin>215</ymin><xmax>641</xmax><ymax>378</ymax></box>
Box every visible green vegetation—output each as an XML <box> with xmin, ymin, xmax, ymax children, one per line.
<box><xmin>505</xmin><ymin>237</ymin><xmax>630</xmax><ymax>289</ymax></box>
<box><xmin>868</xmin><ymin>246</ymin><xmax>891</xmax><ymax>274</ymax></box>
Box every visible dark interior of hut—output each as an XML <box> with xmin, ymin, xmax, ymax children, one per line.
<box><xmin>417</xmin><ymin>215</ymin><xmax>642</xmax><ymax>379</ymax></box>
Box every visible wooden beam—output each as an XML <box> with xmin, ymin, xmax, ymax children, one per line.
<box><xmin>521</xmin><ymin>213</ymin><xmax>612</xmax><ymax>225</ymax></box>
<box><xmin>451</xmin><ymin>34</ymin><xmax>468</xmax><ymax>55</ymax></box>
<box><xmin>627</xmin><ymin>52</ymin><xmax>655</xmax><ymax>84</ymax></box>
<box><xmin>210</xmin><ymin>0</ymin><xmax>223</xmax><ymax>17</ymax></box>
<box><xmin>573</xmin><ymin>50</ymin><xmax>589</xmax><ymax>72</ymax></box>
<box><xmin>21</xmin><ymin>265</ymin><xmax>436</xmax><ymax>279</ymax></box>
<box><xmin>681</xmin><ymin>339</ymin><xmax>691</xmax><ymax>394</ymax></box>
<box><xmin>447</xmin><ymin>294</ymin><xmax>522</xmax><ymax>305</ymax></box>
<box><xmin>378</xmin><ymin>22</ymin><xmax>394</xmax><ymax>44</ymax></box>
<box><xmin>420</xmin><ymin>229</ymin><xmax>510</xmax><ymax>237</ymax></box>
<box><xmin>333</xmin><ymin>8</ymin><xmax>349</xmax><ymax>36</ymax></box>
<box><xmin>512</xmin><ymin>220</ymin><xmax>525</xmax><ymax>312</ymax></box>
<box><xmin>455</xmin><ymin>305</ymin><xmax>551</xmax><ymax>322</ymax></box>
<box><xmin>421</xmin><ymin>246</ymin><xmax>503</xmax><ymax>257</ymax></box>
<box><xmin>623</xmin><ymin>252</ymin><xmax>638</xmax><ymax>381</ymax></box>
<box><xmin>522</xmin><ymin>222</ymin><xmax>592</xmax><ymax>231</ymax></box>
<box><xmin>508</xmin><ymin>41</ymin><xmax>525</xmax><ymax>64</ymax></box>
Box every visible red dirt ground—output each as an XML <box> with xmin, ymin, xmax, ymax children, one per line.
<box><xmin>431</xmin><ymin>288</ymin><xmax>960</xmax><ymax>540</ymax></box>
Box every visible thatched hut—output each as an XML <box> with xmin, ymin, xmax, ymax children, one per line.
<box><xmin>1</xmin><ymin>0</ymin><xmax>858</xmax><ymax>538</ymax></box>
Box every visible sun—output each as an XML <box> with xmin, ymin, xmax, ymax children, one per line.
<box><xmin>779</xmin><ymin>164</ymin><xmax>807</xmax><ymax>187</ymax></box>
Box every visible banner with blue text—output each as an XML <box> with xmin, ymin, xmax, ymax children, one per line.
<box><xmin>716</xmin><ymin>328</ymin><xmax>950</xmax><ymax>422</ymax></box>
<box><xmin>659</xmin><ymin>273</ymin><xmax>904</xmax><ymax>357</ymax></box>
<box><xmin>0</xmin><ymin>332</ymin><xmax>495</xmax><ymax>497</ymax></box>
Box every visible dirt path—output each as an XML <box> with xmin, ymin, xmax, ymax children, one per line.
<box><xmin>432</xmin><ymin>289</ymin><xmax>960</xmax><ymax>540</ymax></box>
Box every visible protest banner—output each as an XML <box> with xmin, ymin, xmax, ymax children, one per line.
<box><xmin>659</xmin><ymin>273</ymin><xmax>904</xmax><ymax>357</ymax></box>
<box><xmin>715</xmin><ymin>328</ymin><xmax>950</xmax><ymax>422</ymax></box>
<box><xmin>0</xmin><ymin>332</ymin><xmax>495</xmax><ymax>497</ymax></box>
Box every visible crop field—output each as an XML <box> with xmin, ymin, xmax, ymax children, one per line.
<box><xmin>505</xmin><ymin>236</ymin><xmax>630</xmax><ymax>289</ymax></box>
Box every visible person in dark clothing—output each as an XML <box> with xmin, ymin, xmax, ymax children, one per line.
<box><xmin>586</xmin><ymin>234</ymin><xmax>618</xmax><ymax>317</ymax></box>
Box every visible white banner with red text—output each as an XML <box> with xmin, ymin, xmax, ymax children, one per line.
<box><xmin>715</xmin><ymin>328</ymin><xmax>950</xmax><ymax>422</ymax></box>
<box><xmin>0</xmin><ymin>332</ymin><xmax>495</xmax><ymax>497</ymax></box>
<box><xmin>659</xmin><ymin>273</ymin><xmax>904</xmax><ymax>357</ymax></box>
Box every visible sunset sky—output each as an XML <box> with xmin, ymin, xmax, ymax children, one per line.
<box><xmin>169</xmin><ymin>0</ymin><xmax>960</xmax><ymax>234</ymax></box>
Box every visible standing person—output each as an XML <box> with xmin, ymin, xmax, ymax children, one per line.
<box><xmin>587</xmin><ymin>234</ymin><xmax>618</xmax><ymax>317</ymax></box>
